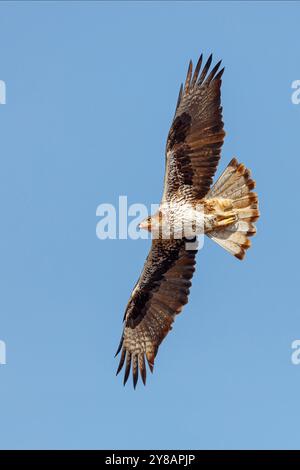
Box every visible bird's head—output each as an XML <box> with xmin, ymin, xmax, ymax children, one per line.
<box><xmin>139</xmin><ymin>212</ymin><xmax>161</xmax><ymax>232</ymax></box>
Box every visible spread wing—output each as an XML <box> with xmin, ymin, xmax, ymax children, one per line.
<box><xmin>115</xmin><ymin>238</ymin><xmax>197</xmax><ymax>387</ymax></box>
<box><xmin>162</xmin><ymin>54</ymin><xmax>225</xmax><ymax>202</ymax></box>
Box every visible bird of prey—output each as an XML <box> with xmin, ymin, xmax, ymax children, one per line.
<box><xmin>115</xmin><ymin>54</ymin><xmax>259</xmax><ymax>388</ymax></box>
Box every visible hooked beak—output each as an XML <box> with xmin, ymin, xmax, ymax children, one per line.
<box><xmin>139</xmin><ymin>220</ymin><xmax>148</xmax><ymax>230</ymax></box>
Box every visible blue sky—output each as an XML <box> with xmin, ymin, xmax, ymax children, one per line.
<box><xmin>0</xmin><ymin>1</ymin><xmax>300</xmax><ymax>450</ymax></box>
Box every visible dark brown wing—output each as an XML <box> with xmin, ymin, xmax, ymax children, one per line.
<box><xmin>162</xmin><ymin>54</ymin><xmax>225</xmax><ymax>202</ymax></box>
<box><xmin>115</xmin><ymin>238</ymin><xmax>197</xmax><ymax>388</ymax></box>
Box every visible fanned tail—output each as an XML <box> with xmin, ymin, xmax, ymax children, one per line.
<box><xmin>206</xmin><ymin>158</ymin><xmax>259</xmax><ymax>260</ymax></box>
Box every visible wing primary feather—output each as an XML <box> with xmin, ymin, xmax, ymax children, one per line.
<box><xmin>175</xmin><ymin>83</ymin><xmax>183</xmax><ymax>111</ymax></box>
<box><xmin>123</xmin><ymin>351</ymin><xmax>132</xmax><ymax>385</ymax></box>
<box><xmin>139</xmin><ymin>354</ymin><xmax>146</xmax><ymax>385</ymax></box>
<box><xmin>184</xmin><ymin>60</ymin><xmax>193</xmax><ymax>95</ymax></box>
<box><xmin>114</xmin><ymin>334</ymin><xmax>124</xmax><ymax>357</ymax></box>
<box><xmin>116</xmin><ymin>348</ymin><xmax>126</xmax><ymax>375</ymax></box>
<box><xmin>191</xmin><ymin>53</ymin><xmax>203</xmax><ymax>88</ymax></box>
<box><xmin>132</xmin><ymin>354</ymin><xmax>139</xmax><ymax>389</ymax></box>
<box><xmin>146</xmin><ymin>353</ymin><xmax>154</xmax><ymax>373</ymax></box>
<box><xmin>206</xmin><ymin>60</ymin><xmax>222</xmax><ymax>84</ymax></box>
<box><xmin>198</xmin><ymin>53</ymin><xmax>213</xmax><ymax>85</ymax></box>
<box><xmin>214</xmin><ymin>67</ymin><xmax>225</xmax><ymax>81</ymax></box>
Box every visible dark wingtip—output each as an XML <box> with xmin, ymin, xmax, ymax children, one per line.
<box><xmin>114</xmin><ymin>334</ymin><xmax>123</xmax><ymax>357</ymax></box>
<box><xmin>132</xmin><ymin>355</ymin><xmax>139</xmax><ymax>389</ymax></box>
<box><xmin>123</xmin><ymin>352</ymin><xmax>131</xmax><ymax>385</ymax></box>
<box><xmin>206</xmin><ymin>53</ymin><xmax>213</xmax><ymax>67</ymax></box>
<box><xmin>183</xmin><ymin>60</ymin><xmax>193</xmax><ymax>94</ymax></box>
<box><xmin>191</xmin><ymin>53</ymin><xmax>203</xmax><ymax>88</ymax></box>
<box><xmin>116</xmin><ymin>348</ymin><xmax>126</xmax><ymax>376</ymax></box>
<box><xmin>139</xmin><ymin>354</ymin><xmax>147</xmax><ymax>386</ymax></box>
<box><xmin>198</xmin><ymin>53</ymin><xmax>213</xmax><ymax>85</ymax></box>
<box><xmin>215</xmin><ymin>66</ymin><xmax>225</xmax><ymax>81</ymax></box>
<box><xmin>175</xmin><ymin>83</ymin><xmax>183</xmax><ymax>111</ymax></box>
<box><xmin>206</xmin><ymin>59</ymin><xmax>222</xmax><ymax>84</ymax></box>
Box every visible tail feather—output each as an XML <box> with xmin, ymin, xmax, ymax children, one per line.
<box><xmin>206</xmin><ymin>158</ymin><xmax>259</xmax><ymax>260</ymax></box>
<box><xmin>231</xmin><ymin>193</ymin><xmax>257</xmax><ymax>209</ymax></box>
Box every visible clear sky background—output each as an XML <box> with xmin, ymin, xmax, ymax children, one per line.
<box><xmin>0</xmin><ymin>1</ymin><xmax>299</xmax><ymax>450</ymax></box>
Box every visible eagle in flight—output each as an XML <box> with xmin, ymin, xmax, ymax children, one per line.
<box><xmin>115</xmin><ymin>54</ymin><xmax>259</xmax><ymax>388</ymax></box>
